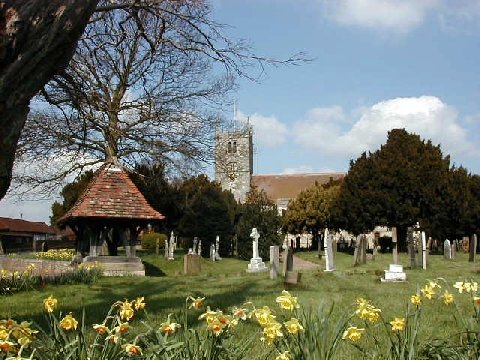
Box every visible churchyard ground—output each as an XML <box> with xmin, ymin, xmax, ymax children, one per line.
<box><xmin>1</xmin><ymin>250</ymin><xmax>479</xmax><ymax>358</ymax></box>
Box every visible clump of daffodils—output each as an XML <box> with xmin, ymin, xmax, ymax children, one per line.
<box><xmin>34</xmin><ymin>249</ymin><xmax>75</xmax><ymax>261</ymax></box>
<box><xmin>355</xmin><ymin>298</ymin><xmax>381</xmax><ymax>323</ymax></box>
<box><xmin>199</xmin><ymin>307</ymin><xmax>236</xmax><ymax>336</ymax></box>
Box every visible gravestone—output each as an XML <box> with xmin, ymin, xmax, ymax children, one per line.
<box><xmin>183</xmin><ymin>254</ymin><xmax>201</xmax><ymax>275</ymax></box>
<box><xmin>284</xmin><ymin>271</ymin><xmax>302</xmax><ymax>285</ymax></box>
<box><xmin>451</xmin><ymin>240</ymin><xmax>457</xmax><ymax>259</ymax></box>
<box><xmin>392</xmin><ymin>227</ymin><xmax>399</xmax><ymax>264</ymax></box>
<box><xmin>168</xmin><ymin>231</ymin><xmax>175</xmax><ymax>260</ymax></box>
<box><xmin>421</xmin><ymin>231</ymin><xmax>427</xmax><ymax>270</ymax></box>
<box><xmin>407</xmin><ymin>227</ymin><xmax>416</xmax><ymax>268</ymax></box>
<box><xmin>164</xmin><ymin>239</ymin><xmax>169</xmax><ymax>259</ymax></box>
<box><xmin>324</xmin><ymin>228</ymin><xmax>334</xmax><ymax>272</ymax></box>
<box><xmin>215</xmin><ymin>235</ymin><xmax>222</xmax><ymax>260</ymax></box>
<box><xmin>283</xmin><ymin>246</ymin><xmax>294</xmax><ymax>276</ymax></box>
<box><xmin>444</xmin><ymin>239</ymin><xmax>451</xmax><ymax>260</ymax></box>
<box><xmin>469</xmin><ymin>234</ymin><xmax>477</xmax><ymax>263</ymax></box>
<box><xmin>269</xmin><ymin>245</ymin><xmax>280</xmax><ymax>279</ymax></box>
<box><xmin>193</xmin><ymin>237</ymin><xmax>198</xmax><ymax>254</ymax></box>
<box><xmin>247</xmin><ymin>228</ymin><xmax>266</xmax><ymax>272</ymax></box>
<box><xmin>382</xmin><ymin>264</ymin><xmax>407</xmax><ymax>282</ymax></box>
<box><xmin>353</xmin><ymin>234</ymin><xmax>366</xmax><ymax>266</ymax></box>
<box><xmin>197</xmin><ymin>239</ymin><xmax>202</xmax><ymax>256</ymax></box>
<box><xmin>210</xmin><ymin>244</ymin><xmax>216</xmax><ymax>262</ymax></box>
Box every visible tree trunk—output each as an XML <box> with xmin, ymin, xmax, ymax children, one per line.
<box><xmin>0</xmin><ymin>0</ymin><xmax>99</xmax><ymax>200</ymax></box>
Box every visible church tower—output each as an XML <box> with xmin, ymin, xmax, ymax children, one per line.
<box><xmin>215</xmin><ymin>125</ymin><xmax>253</xmax><ymax>203</ymax></box>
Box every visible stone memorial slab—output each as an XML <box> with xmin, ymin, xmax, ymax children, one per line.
<box><xmin>382</xmin><ymin>263</ymin><xmax>406</xmax><ymax>282</ymax></box>
<box><xmin>324</xmin><ymin>228</ymin><xmax>334</xmax><ymax>272</ymax></box>
<box><xmin>184</xmin><ymin>254</ymin><xmax>201</xmax><ymax>275</ymax></box>
<box><xmin>421</xmin><ymin>231</ymin><xmax>427</xmax><ymax>270</ymax></box>
<box><xmin>444</xmin><ymin>239</ymin><xmax>451</xmax><ymax>260</ymax></box>
<box><xmin>215</xmin><ymin>235</ymin><xmax>222</xmax><ymax>260</ymax></box>
<box><xmin>284</xmin><ymin>271</ymin><xmax>302</xmax><ymax>285</ymax></box>
<box><xmin>283</xmin><ymin>246</ymin><xmax>294</xmax><ymax>276</ymax></box>
<box><xmin>270</xmin><ymin>245</ymin><xmax>280</xmax><ymax>280</ymax></box>
<box><xmin>469</xmin><ymin>234</ymin><xmax>477</xmax><ymax>263</ymax></box>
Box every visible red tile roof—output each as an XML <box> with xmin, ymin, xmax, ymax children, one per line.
<box><xmin>252</xmin><ymin>173</ymin><xmax>345</xmax><ymax>201</ymax></box>
<box><xmin>0</xmin><ymin>217</ymin><xmax>56</xmax><ymax>234</ymax></box>
<box><xmin>59</xmin><ymin>162</ymin><xmax>165</xmax><ymax>223</ymax></box>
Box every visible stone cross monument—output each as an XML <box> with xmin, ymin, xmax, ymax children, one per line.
<box><xmin>247</xmin><ymin>228</ymin><xmax>266</xmax><ymax>272</ymax></box>
<box><xmin>168</xmin><ymin>231</ymin><xmax>175</xmax><ymax>260</ymax></box>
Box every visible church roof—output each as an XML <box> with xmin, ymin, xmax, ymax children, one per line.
<box><xmin>58</xmin><ymin>162</ymin><xmax>164</xmax><ymax>224</ymax></box>
<box><xmin>252</xmin><ymin>172</ymin><xmax>345</xmax><ymax>202</ymax></box>
<box><xmin>0</xmin><ymin>217</ymin><xmax>56</xmax><ymax>235</ymax></box>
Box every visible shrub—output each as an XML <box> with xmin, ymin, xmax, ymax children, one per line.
<box><xmin>140</xmin><ymin>232</ymin><xmax>168</xmax><ymax>251</ymax></box>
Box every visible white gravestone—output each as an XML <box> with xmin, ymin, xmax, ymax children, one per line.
<box><xmin>193</xmin><ymin>237</ymin><xmax>198</xmax><ymax>254</ymax></box>
<box><xmin>215</xmin><ymin>235</ymin><xmax>222</xmax><ymax>260</ymax></box>
<box><xmin>210</xmin><ymin>243</ymin><xmax>216</xmax><ymax>262</ymax></box>
<box><xmin>324</xmin><ymin>228</ymin><xmax>335</xmax><ymax>272</ymax></box>
<box><xmin>382</xmin><ymin>264</ymin><xmax>407</xmax><ymax>282</ymax></box>
<box><xmin>168</xmin><ymin>231</ymin><xmax>175</xmax><ymax>260</ymax></box>
<box><xmin>247</xmin><ymin>228</ymin><xmax>267</xmax><ymax>272</ymax></box>
<box><xmin>444</xmin><ymin>239</ymin><xmax>451</xmax><ymax>260</ymax></box>
<box><xmin>197</xmin><ymin>239</ymin><xmax>202</xmax><ymax>256</ymax></box>
<box><xmin>421</xmin><ymin>231</ymin><xmax>427</xmax><ymax>270</ymax></box>
<box><xmin>164</xmin><ymin>239</ymin><xmax>169</xmax><ymax>259</ymax></box>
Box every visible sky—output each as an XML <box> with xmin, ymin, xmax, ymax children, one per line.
<box><xmin>2</xmin><ymin>0</ymin><xmax>480</xmax><ymax>223</ymax></box>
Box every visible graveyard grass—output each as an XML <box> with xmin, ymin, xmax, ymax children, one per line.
<box><xmin>1</xmin><ymin>250</ymin><xmax>479</xmax><ymax>359</ymax></box>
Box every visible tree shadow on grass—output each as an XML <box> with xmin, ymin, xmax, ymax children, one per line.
<box><xmin>142</xmin><ymin>260</ymin><xmax>167</xmax><ymax>276</ymax></box>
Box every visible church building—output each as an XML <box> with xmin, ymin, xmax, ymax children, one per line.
<box><xmin>214</xmin><ymin>124</ymin><xmax>345</xmax><ymax>212</ymax></box>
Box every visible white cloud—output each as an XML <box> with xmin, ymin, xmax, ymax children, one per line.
<box><xmin>237</xmin><ymin>110</ymin><xmax>288</xmax><ymax>148</ymax></box>
<box><xmin>320</xmin><ymin>0</ymin><xmax>441</xmax><ymax>33</ymax></box>
<box><xmin>293</xmin><ymin>96</ymin><xmax>476</xmax><ymax>159</ymax></box>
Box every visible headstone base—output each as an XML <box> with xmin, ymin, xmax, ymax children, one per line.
<box><xmin>247</xmin><ymin>257</ymin><xmax>267</xmax><ymax>272</ymax></box>
<box><xmin>83</xmin><ymin>256</ymin><xmax>145</xmax><ymax>276</ymax></box>
<box><xmin>284</xmin><ymin>271</ymin><xmax>302</xmax><ymax>285</ymax></box>
<box><xmin>381</xmin><ymin>264</ymin><xmax>406</xmax><ymax>282</ymax></box>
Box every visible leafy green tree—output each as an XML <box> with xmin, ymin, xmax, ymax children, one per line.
<box><xmin>235</xmin><ymin>186</ymin><xmax>282</xmax><ymax>260</ymax></box>
<box><xmin>177</xmin><ymin>175</ymin><xmax>236</xmax><ymax>257</ymax></box>
<box><xmin>283</xmin><ymin>181</ymin><xmax>341</xmax><ymax>249</ymax></box>
<box><xmin>335</xmin><ymin>129</ymin><xmax>451</xmax><ymax>248</ymax></box>
<box><xmin>50</xmin><ymin>170</ymin><xmax>95</xmax><ymax>225</ymax></box>
<box><xmin>129</xmin><ymin>163</ymin><xmax>182</xmax><ymax>232</ymax></box>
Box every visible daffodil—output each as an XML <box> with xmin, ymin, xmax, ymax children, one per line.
<box><xmin>254</xmin><ymin>306</ymin><xmax>276</xmax><ymax>326</ymax></box>
<box><xmin>410</xmin><ymin>294</ymin><xmax>422</xmax><ymax>306</ymax></box>
<box><xmin>160</xmin><ymin>314</ymin><xmax>181</xmax><ymax>334</ymax></box>
<box><xmin>276</xmin><ymin>351</ymin><xmax>292</xmax><ymax>360</ymax></box>
<box><xmin>284</xmin><ymin>318</ymin><xmax>304</xmax><ymax>335</ymax></box>
<box><xmin>119</xmin><ymin>300</ymin><xmax>135</xmax><ymax>321</ymax></box>
<box><xmin>115</xmin><ymin>322</ymin><xmax>129</xmax><ymax>334</ymax></box>
<box><xmin>261</xmin><ymin>321</ymin><xmax>283</xmax><ymax>345</ymax></box>
<box><xmin>473</xmin><ymin>296</ymin><xmax>480</xmax><ymax>305</ymax></box>
<box><xmin>232</xmin><ymin>307</ymin><xmax>247</xmax><ymax>320</ymax></box>
<box><xmin>207</xmin><ymin>318</ymin><xmax>224</xmax><ymax>336</ymax></box>
<box><xmin>59</xmin><ymin>313</ymin><xmax>78</xmax><ymax>331</ymax></box>
<box><xmin>125</xmin><ymin>344</ymin><xmax>142</xmax><ymax>355</ymax></box>
<box><xmin>442</xmin><ymin>291</ymin><xmax>454</xmax><ymax>305</ymax></box>
<box><xmin>453</xmin><ymin>281</ymin><xmax>464</xmax><ymax>293</ymax></box>
<box><xmin>188</xmin><ymin>296</ymin><xmax>205</xmax><ymax>310</ymax></box>
<box><xmin>93</xmin><ymin>324</ymin><xmax>109</xmax><ymax>335</ymax></box>
<box><xmin>0</xmin><ymin>340</ymin><xmax>15</xmax><ymax>352</ymax></box>
<box><xmin>199</xmin><ymin>307</ymin><xmax>218</xmax><ymax>324</ymax></box>
<box><xmin>390</xmin><ymin>317</ymin><xmax>405</xmax><ymax>332</ymax></box>
<box><xmin>355</xmin><ymin>298</ymin><xmax>381</xmax><ymax>323</ymax></box>
<box><xmin>421</xmin><ymin>285</ymin><xmax>435</xmax><ymax>300</ymax></box>
<box><xmin>43</xmin><ymin>295</ymin><xmax>58</xmax><ymax>313</ymax></box>
<box><xmin>275</xmin><ymin>290</ymin><xmax>299</xmax><ymax>311</ymax></box>
<box><xmin>342</xmin><ymin>326</ymin><xmax>364</xmax><ymax>341</ymax></box>
<box><xmin>134</xmin><ymin>297</ymin><xmax>146</xmax><ymax>310</ymax></box>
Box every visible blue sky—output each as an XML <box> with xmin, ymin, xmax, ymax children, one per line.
<box><xmin>2</xmin><ymin>0</ymin><xmax>480</xmax><ymax>223</ymax></box>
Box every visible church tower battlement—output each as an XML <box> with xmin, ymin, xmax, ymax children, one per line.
<box><xmin>214</xmin><ymin>125</ymin><xmax>253</xmax><ymax>203</ymax></box>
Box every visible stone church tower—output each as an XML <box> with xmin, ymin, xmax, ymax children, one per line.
<box><xmin>214</xmin><ymin>125</ymin><xmax>253</xmax><ymax>203</ymax></box>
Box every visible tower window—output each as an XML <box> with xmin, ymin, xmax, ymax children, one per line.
<box><xmin>233</xmin><ymin>141</ymin><xmax>237</xmax><ymax>153</ymax></box>
<box><xmin>227</xmin><ymin>141</ymin><xmax>232</xmax><ymax>153</ymax></box>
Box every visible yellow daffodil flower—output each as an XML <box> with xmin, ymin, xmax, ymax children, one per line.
<box><xmin>125</xmin><ymin>344</ymin><xmax>142</xmax><ymax>355</ymax></box>
<box><xmin>342</xmin><ymin>326</ymin><xmax>364</xmax><ymax>341</ymax></box>
<box><xmin>442</xmin><ymin>291</ymin><xmax>454</xmax><ymax>305</ymax></box>
<box><xmin>261</xmin><ymin>321</ymin><xmax>283</xmax><ymax>345</ymax></box>
<box><xmin>421</xmin><ymin>285</ymin><xmax>435</xmax><ymax>300</ymax></box>
<box><xmin>254</xmin><ymin>306</ymin><xmax>276</xmax><ymax>326</ymax></box>
<box><xmin>119</xmin><ymin>300</ymin><xmax>134</xmax><ymax>321</ymax></box>
<box><xmin>276</xmin><ymin>351</ymin><xmax>292</xmax><ymax>360</ymax></box>
<box><xmin>410</xmin><ymin>294</ymin><xmax>422</xmax><ymax>306</ymax></box>
<box><xmin>59</xmin><ymin>313</ymin><xmax>78</xmax><ymax>331</ymax></box>
<box><xmin>160</xmin><ymin>314</ymin><xmax>181</xmax><ymax>334</ymax></box>
<box><xmin>390</xmin><ymin>317</ymin><xmax>405</xmax><ymax>332</ymax></box>
<box><xmin>284</xmin><ymin>318</ymin><xmax>304</xmax><ymax>335</ymax></box>
<box><xmin>93</xmin><ymin>324</ymin><xmax>109</xmax><ymax>335</ymax></box>
<box><xmin>275</xmin><ymin>290</ymin><xmax>299</xmax><ymax>311</ymax></box>
<box><xmin>43</xmin><ymin>295</ymin><xmax>58</xmax><ymax>313</ymax></box>
<box><xmin>134</xmin><ymin>297</ymin><xmax>146</xmax><ymax>310</ymax></box>
<box><xmin>232</xmin><ymin>307</ymin><xmax>247</xmax><ymax>320</ymax></box>
<box><xmin>188</xmin><ymin>296</ymin><xmax>205</xmax><ymax>310</ymax></box>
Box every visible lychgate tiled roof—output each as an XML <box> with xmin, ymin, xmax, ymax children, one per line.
<box><xmin>252</xmin><ymin>172</ymin><xmax>345</xmax><ymax>202</ymax></box>
<box><xmin>59</xmin><ymin>162</ymin><xmax>164</xmax><ymax>223</ymax></box>
<box><xmin>0</xmin><ymin>217</ymin><xmax>56</xmax><ymax>234</ymax></box>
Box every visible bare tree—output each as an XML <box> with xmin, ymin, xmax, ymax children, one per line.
<box><xmin>14</xmin><ymin>0</ymin><xmax>305</xmax><ymax>194</ymax></box>
<box><xmin>0</xmin><ymin>0</ymin><xmax>99</xmax><ymax>200</ymax></box>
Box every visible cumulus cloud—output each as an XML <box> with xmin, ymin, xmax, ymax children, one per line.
<box><xmin>293</xmin><ymin>96</ymin><xmax>475</xmax><ymax>159</ymax></box>
<box><xmin>320</xmin><ymin>0</ymin><xmax>441</xmax><ymax>33</ymax></box>
<box><xmin>237</xmin><ymin>110</ymin><xmax>288</xmax><ymax>148</ymax></box>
